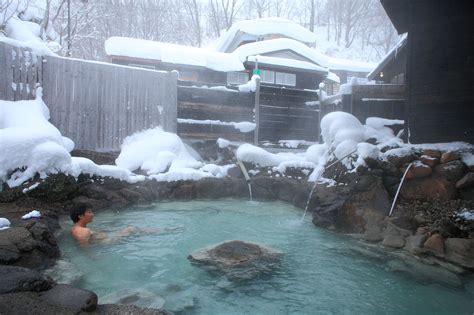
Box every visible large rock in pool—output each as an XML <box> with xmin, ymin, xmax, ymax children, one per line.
<box><xmin>188</xmin><ymin>240</ymin><xmax>282</xmax><ymax>280</ymax></box>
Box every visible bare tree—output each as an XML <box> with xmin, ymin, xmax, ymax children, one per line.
<box><xmin>252</xmin><ymin>0</ymin><xmax>272</xmax><ymax>18</ymax></box>
<box><xmin>208</xmin><ymin>0</ymin><xmax>243</xmax><ymax>37</ymax></box>
<box><xmin>184</xmin><ymin>0</ymin><xmax>202</xmax><ymax>47</ymax></box>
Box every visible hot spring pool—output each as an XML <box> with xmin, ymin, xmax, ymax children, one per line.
<box><xmin>55</xmin><ymin>200</ymin><xmax>474</xmax><ymax>314</ymax></box>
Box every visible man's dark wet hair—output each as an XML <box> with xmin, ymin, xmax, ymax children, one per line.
<box><xmin>70</xmin><ymin>203</ymin><xmax>92</xmax><ymax>223</ymax></box>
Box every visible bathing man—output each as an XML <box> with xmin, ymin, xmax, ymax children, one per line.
<box><xmin>71</xmin><ymin>203</ymin><xmax>103</xmax><ymax>246</ymax></box>
<box><xmin>70</xmin><ymin>203</ymin><xmax>175</xmax><ymax>246</ymax></box>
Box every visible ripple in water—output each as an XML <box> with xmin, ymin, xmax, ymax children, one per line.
<box><xmin>54</xmin><ymin>199</ymin><xmax>474</xmax><ymax>315</ymax></box>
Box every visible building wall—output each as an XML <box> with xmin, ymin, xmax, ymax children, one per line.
<box><xmin>406</xmin><ymin>1</ymin><xmax>473</xmax><ymax>143</ymax></box>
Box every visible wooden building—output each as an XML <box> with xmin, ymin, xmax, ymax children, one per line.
<box><xmin>381</xmin><ymin>0</ymin><xmax>473</xmax><ymax>143</ymax></box>
<box><xmin>367</xmin><ymin>35</ymin><xmax>406</xmax><ymax>84</ymax></box>
<box><xmin>106</xmin><ymin>37</ymin><xmax>329</xmax><ymax>91</ymax></box>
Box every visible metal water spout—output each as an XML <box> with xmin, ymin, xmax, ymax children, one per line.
<box><xmin>302</xmin><ymin>148</ymin><xmax>358</xmax><ymax>220</ymax></box>
<box><xmin>388</xmin><ymin>162</ymin><xmax>414</xmax><ymax>217</ymax></box>
<box><xmin>237</xmin><ymin>160</ymin><xmax>253</xmax><ymax>201</ymax></box>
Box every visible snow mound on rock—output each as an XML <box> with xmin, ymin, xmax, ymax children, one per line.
<box><xmin>116</xmin><ymin>127</ymin><xmax>202</xmax><ymax>175</ymax></box>
<box><xmin>320</xmin><ymin>111</ymin><xmax>365</xmax><ymax>162</ymax></box>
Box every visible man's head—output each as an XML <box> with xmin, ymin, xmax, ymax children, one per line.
<box><xmin>70</xmin><ymin>203</ymin><xmax>94</xmax><ymax>224</ymax></box>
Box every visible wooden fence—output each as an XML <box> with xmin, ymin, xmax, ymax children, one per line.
<box><xmin>0</xmin><ymin>42</ymin><xmax>178</xmax><ymax>151</ymax></box>
<box><xmin>177</xmin><ymin>84</ymin><xmax>254</xmax><ymax>142</ymax></box>
<box><xmin>0</xmin><ymin>42</ymin><xmax>41</xmax><ymax>100</ymax></box>
<box><xmin>258</xmin><ymin>86</ymin><xmax>320</xmax><ymax>142</ymax></box>
<box><xmin>176</xmin><ymin>82</ymin><xmax>322</xmax><ymax>144</ymax></box>
<box><xmin>341</xmin><ymin>84</ymin><xmax>405</xmax><ymax>123</ymax></box>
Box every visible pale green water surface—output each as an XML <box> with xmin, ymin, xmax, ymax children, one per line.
<box><xmin>56</xmin><ymin>199</ymin><xmax>474</xmax><ymax>315</ymax></box>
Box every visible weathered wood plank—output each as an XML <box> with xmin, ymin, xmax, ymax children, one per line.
<box><xmin>0</xmin><ymin>43</ymin><xmax>7</xmax><ymax>99</ymax></box>
<box><xmin>351</xmin><ymin>84</ymin><xmax>405</xmax><ymax>101</ymax></box>
<box><xmin>5</xmin><ymin>46</ymin><xmax>15</xmax><ymax>101</ymax></box>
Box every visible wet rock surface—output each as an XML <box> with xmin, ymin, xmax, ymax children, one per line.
<box><xmin>40</xmin><ymin>284</ymin><xmax>98</xmax><ymax>312</ymax></box>
<box><xmin>188</xmin><ymin>240</ymin><xmax>282</xmax><ymax>280</ymax></box>
<box><xmin>0</xmin><ymin>265</ymin><xmax>53</xmax><ymax>294</ymax></box>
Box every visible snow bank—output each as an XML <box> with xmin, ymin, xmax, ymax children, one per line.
<box><xmin>0</xmin><ymin>90</ymin><xmax>74</xmax><ymax>186</ymax></box>
<box><xmin>320</xmin><ymin>111</ymin><xmax>365</xmax><ymax>160</ymax></box>
<box><xmin>236</xmin><ymin>144</ymin><xmax>284</xmax><ymax>167</ymax></box>
<box><xmin>115</xmin><ymin>127</ymin><xmax>238</xmax><ymax>182</ymax></box>
<box><xmin>356</xmin><ymin>143</ymin><xmax>380</xmax><ymax>167</ymax></box>
<box><xmin>236</xmin><ymin>143</ymin><xmax>329</xmax><ymax>182</ymax></box>
<box><xmin>364</xmin><ymin>117</ymin><xmax>404</xmax><ymax>149</ymax></box>
<box><xmin>199</xmin><ymin>164</ymin><xmax>234</xmax><ymax>178</ymax></box>
<box><xmin>116</xmin><ymin>127</ymin><xmax>201</xmax><ymax>175</ymax></box>
<box><xmin>70</xmin><ymin>157</ymin><xmax>144</xmax><ymax>183</ymax></box>
<box><xmin>0</xmin><ymin>91</ymin><xmax>144</xmax><ymax>187</ymax></box>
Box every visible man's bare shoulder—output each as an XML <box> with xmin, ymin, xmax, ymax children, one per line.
<box><xmin>71</xmin><ymin>225</ymin><xmax>92</xmax><ymax>242</ymax></box>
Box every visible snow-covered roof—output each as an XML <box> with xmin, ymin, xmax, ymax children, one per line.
<box><xmin>233</xmin><ymin>38</ymin><xmax>374</xmax><ymax>74</ymax></box>
<box><xmin>105</xmin><ymin>37</ymin><xmax>244</xmax><ymax>72</ymax></box>
<box><xmin>246</xmin><ymin>55</ymin><xmax>327</xmax><ymax>73</ymax></box>
<box><xmin>233</xmin><ymin>38</ymin><xmax>329</xmax><ymax>68</ymax></box>
<box><xmin>105</xmin><ymin>36</ymin><xmax>372</xmax><ymax>78</ymax></box>
<box><xmin>326</xmin><ymin>72</ymin><xmax>340</xmax><ymax>84</ymax></box>
<box><xmin>214</xmin><ymin>17</ymin><xmax>318</xmax><ymax>53</ymax></box>
<box><xmin>327</xmin><ymin>56</ymin><xmax>376</xmax><ymax>73</ymax></box>
<box><xmin>367</xmin><ymin>34</ymin><xmax>407</xmax><ymax>80</ymax></box>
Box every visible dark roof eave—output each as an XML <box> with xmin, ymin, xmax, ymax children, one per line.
<box><xmin>381</xmin><ymin>0</ymin><xmax>410</xmax><ymax>34</ymax></box>
<box><xmin>367</xmin><ymin>37</ymin><xmax>407</xmax><ymax>80</ymax></box>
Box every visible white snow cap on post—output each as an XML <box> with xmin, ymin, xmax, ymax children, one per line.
<box><xmin>238</xmin><ymin>75</ymin><xmax>260</xmax><ymax>93</ymax></box>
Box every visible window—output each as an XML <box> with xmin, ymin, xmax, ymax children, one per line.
<box><xmin>177</xmin><ymin>70</ymin><xmax>198</xmax><ymax>81</ymax></box>
<box><xmin>275</xmin><ymin>72</ymin><xmax>296</xmax><ymax>86</ymax></box>
<box><xmin>260</xmin><ymin>70</ymin><xmax>275</xmax><ymax>84</ymax></box>
<box><xmin>227</xmin><ymin>72</ymin><xmax>249</xmax><ymax>85</ymax></box>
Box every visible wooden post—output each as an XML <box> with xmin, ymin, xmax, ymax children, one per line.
<box><xmin>0</xmin><ymin>43</ymin><xmax>6</xmax><ymax>100</ymax></box>
<box><xmin>341</xmin><ymin>93</ymin><xmax>352</xmax><ymax>113</ymax></box>
<box><xmin>253</xmin><ymin>77</ymin><xmax>260</xmax><ymax>146</ymax></box>
<box><xmin>404</xmin><ymin>3</ymin><xmax>414</xmax><ymax>143</ymax></box>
